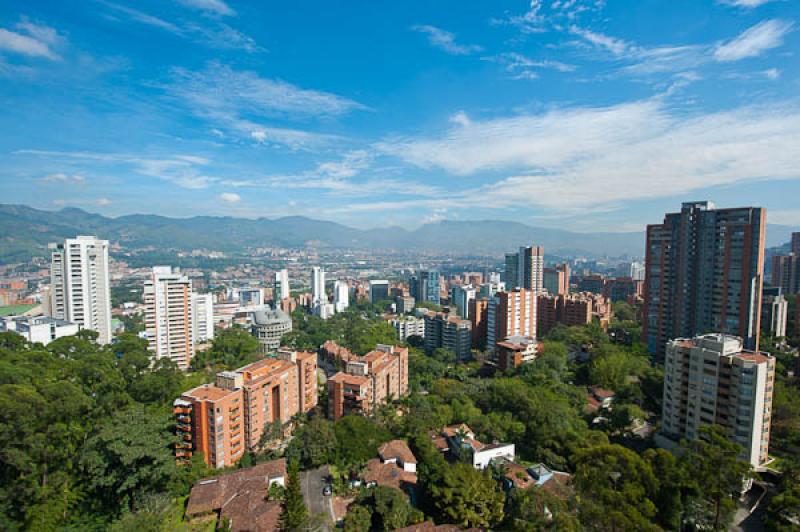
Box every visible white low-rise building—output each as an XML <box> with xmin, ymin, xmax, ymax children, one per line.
<box><xmin>1</xmin><ymin>315</ymin><xmax>80</xmax><ymax>345</ymax></box>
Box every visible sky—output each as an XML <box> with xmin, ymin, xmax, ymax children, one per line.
<box><xmin>1</xmin><ymin>0</ymin><xmax>799</xmax><ymax>232</ymax></box>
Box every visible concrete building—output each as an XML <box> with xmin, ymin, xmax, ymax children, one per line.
<box><xmin>543</xmin><ymin>263</ymin><xmax>570</xmax><ymax>296</ymax></box>
<box><xmin>369</xmin><ymin>280</ymin><xmax>390</xmax><ymax>304</ymax></box>
<box><xmin>469</xmin><ymin>298</ymin><xmax>489</xmax><ymax>349</ymax></box>
<box><xmin>659</xmin><ymin>334</ymin><xmax>774</xmax><ymax>468</ymax></box>
<box><xmin>144</xmin><ymin>266</ymin><xmax>194</xmax><ymax>370</ymax></box>
<box><xmin>604</xmin><ymin>277</ymin><xmax>643</xmax><ymax>302</ymax></box>
<box><xmin>192</xmin><ymin>292</ymin><xmax>215</xmax><ymax>344</ymax></box>
<box><xmin>328</xmin><ymin>344</ymin><xmax>409</xmax><ymax>421</ymax></box>
<box><xmin>577</xmin><ymin>274</ymin><xmax>606</xmax><ymax>294</ymax></box>
<box><xmin>487</xmin><ymin>289</ymin><xmax>537</xmax><ymax>354</ymax></box>
<box><xmin>390</xmin><ymin>315</ymin><xmax>426</xmax><ymax>342</ymax></box>
<box><xmin>496</xmin><ymin>336</ymin><xmax>539</xmax><ymax>371</ymax></box>
<box><xmin>410</xmin><ymin>270</ymin><xmax>441</xmax><ymax>305</ymax></box>
<box><xmin>237</xmin><ymin>288</ymin><xmax>263</xmax><ymax>308</ymax></box>
<box><xmin>274</xmin><ymin>269</ymin><xmax>290</xmax><ymax>302</ymax></box>
<box><xmin>49</xmin><ymin>235</ymin><xmax>112</xmax><ymax>344</ymax></box>
<box><xmin>0</xmin><ymin>315</ymin><xmax>79</xmax><ymax>345</ymax></box>
<box><xmin>763</xmin><ymin>293</ymin><xmax>788</xmax><ymax>338</ymax></box>
<box><xmin>504</xmin><ymin>246</ymin><xmax>544</xmax><ymax>292</ymax></box>
<box><xmin>479</xmin><ymin>280</ymin><xmax>506</xmax><ymax>299</ymax></box>
<box><xmin>175</xmin><ymin>352</ymin><xmax>318</xmax><ymax>468</ymax></box>
<box><xmin>423</xmin><ymin>312</ymin><xmax>472</xmax><ymax>360</ymax></box>
<box><xmin>451</xmin><ymin>284</ymin><xmax>476</xmax><ymax>319</ymax></box>
<box><xmin>396</xmin><ymin>295</ymin><xmax>415</xmax><ymax>314</ymax></box>
<box><xmin>334</xmin><ymin>280</ymin><xmax>349</xmax><ymax>313</ymax></box>
<box><xmin>772</xmin><ymin>254</ymin><xmax>800</xmax><ymax>295</ymax></box>
<box><xmin>250</xmin><ymin>307</ymin><xmax>293</xmax><ymax>354</ymax></box>
<box><xmin>644</xmin><ymin>202</ymin><xmax>766</xmax><ymax>358</ymax></box>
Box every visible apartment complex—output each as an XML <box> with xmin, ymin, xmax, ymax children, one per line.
<box><xmin>410</xmin><ymin>270</ymin><xmax>441</xmax><ymax>305</ymax></box>
<box><xmin>334</xmin><ymin>280</ymin><xmax>349</xmax><ymax>313</ymax></box>
<box><xmin>468</xmin><ymin>298</ymin><xmax>489</xmax><ymax>348</ymax></box>
<box><xmin>49</xmin><ymin>235</ymin><xmax>112</xmax><ymax>344</ymax></box>
<box><xmin>487</xmin><ymin>289</ymin><xmax>537</xmax><ymax>354</ymax></box>
<box><xmin>327</xmin><ymin>344</ymin><xmax>409</xmax><ymax>420</ymax></box>
<box><xmin>423</xmin><ymin>312</ymin><xmax>472</xmax><ymax>360</ymax></box>
<box><xmin>390</xmin><ymin>315</ymin><xmax>426</xmax><ymax>342</ymax></box>
<box><xmin>543</xmin><ymin>263</ymin><xmax>570</xmax><ymax>296</ymax></box>
<box><xmin>175</xmin><ymin>351</ymin><xmax>318</xmax><ymax>468</ymax></box>
<box><xmin>450</xmin><ymin>284</ymin><xmax>476</xmax><ymax>319</ymax></box>
<box><xmin>643</xmin><ymin>202</ymin><xmax>766</xmax><ymax>358</ymax></box>
<box><xmin>192</xmin><ymin>292</ymin><xmax>214</xmax><ymax>344</ymax></box>
<box><xmin>772</xmin><ymin>252</ymin><xmax>800</xmax><ymax>295</ymax></box>
<box><xmin>537</xmin><ymin>292</ymin><xmax>611</xmax><ymax>336</ymax></box>
<box><xmin>144</xmin><ymin>266</ymin><xmax>194</xmax><ymax>370</ymax></box>
<box><xmin>496</xmin><ymin>335</ymin><xmax>539</xmax><ymax>371</ymax></box>
<box><xmin>504</xmin><ymin>246</ymin><xmax>544</xmax><ymax>292</ymax></box>
<box><xmin>660</xmin><ymin>334</ymin><xmax>774</xmax><ymax>467</ymax></box>
<box><xmin>274</xmin><ymin>269</ymin><xmax>290</xmax><ymax>301</ymax></box>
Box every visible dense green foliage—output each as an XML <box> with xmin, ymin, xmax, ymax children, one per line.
<box><xmin>191</xmin><ymin>326</ymin><xmax>260</xmax><ymax>370</ymax></box>
<box><xmin>283</xmin><ymin>307</ymin><xmax>397</xmax><ymax>355</ymax></box>
<box><xmin>279</xmin><ymin>462</ymin><xmax>309</xmax><ymax>531</ymax></box>
<box><xmin>347</xmin><ymin>486</ymin><xmax>423</xmax><ymax>531</ymax></box>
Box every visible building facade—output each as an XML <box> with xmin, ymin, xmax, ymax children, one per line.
<box><xmin>410</xmin><ymin>270</ymin><xmax>441</xmax><ymax>305</ymax></box>
<box><xmin>192</xmin><ymin>292</ymin><xmax>215</xmax><ymax>344</ymax></box>
<box><xmin>390</xmin><ymin>315</ymin><xmax>426</xmax><ymax>342</ymax></box>
<box><xmin>537</xmin><ymin>292</ymin><xmax>611</xmax><ymax>336</ymax></box>
<box><xmin>423</xmin><ymin>312</ymin><xmax>472</xmax><ymax>360</ymax></box>
<box><xmin>274</xmin><ymin>269</ymin><xmax>290</xmax><ymax>302</ymax></box>
<box><xmin>772</xmin><ymin>254</ymin><xmax>800</xmax><ymax>295</ymax></box>
<box><xmin>334</xmin><ymin>280</ymin><xmax>349</xmax><ymax>313</ymax></box>
<box><xmin>0</xmin><ymin>315</ymin><xmax>80</xmax><ymax>345</ymax></box>
<box><xmin>503</xmin><ymin>246</ymin><xmax>544</xmax><ymax>292</ymax></box>
<box><xmin>49</xmin><ymin>235</ymin><xmax>112</xmax><ymax>344</ymax></box>
<box><xmin>369</xmin><ymin>280</ymin><xmax>390</xmax><ymax>304</ymax></box>
<box><xmin>250</xmin><ymin>307</ymin><xmax>293</xmax><ymax>354</ymax></box>
<box><xmin>487</xmin><ymin>289</ymin><xmax>537</xmax><ymax>354</ymax></box>
<box><xmin>144</xmin><ymin>266</ymin><xmax>194</xmax><ymax>370</ymax></box>
<box><xmin>543</xmin><ymin>263</ymin><xmax>570</xmax><ymax>296</ymax></box>
<box><xmin>451</xmin><ymin>284</ymin><xmax>476</xmax><ymax>319</ymax></box>
<box><xmin>643</xmin><ymin>202</ymin><xmax>766</xmax><ymax>358</ymax></box>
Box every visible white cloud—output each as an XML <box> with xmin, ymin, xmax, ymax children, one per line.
<box><xmin>53</xmin><ymin>197</ymin><xmax>112</xmax><ymax>207</ymax></box>
<box><xmin>411</xmin><ymin>25</ymin><xmax>483</xmax><ymax>55</ymax></box>
<box><xmin>0</xmin><ymin>20</ymin><xmax>62</xmax><ymax>60</ymax></box>
<box><xmin>377</xmin><ymin>99</ymin><xmax>800</xmax><ymax>212</ymax></box>
<box><xmin>716</xmin><ymin>0</ymin><xmax>775</xmax><ymax>8</ymax></box>
<box><xmin>569</xmin><ymin>25</ymin><xmax>629</xmax><ymax>56</ymax></box>
<box><xmin>219</xmin><ymin>192</ymin><xmax>241</xmax><ymax>203</ymax></box>
<box><xmin>450</xmin><ymin>111</ymin><xmax>471</xmax><ymax>127</ymax></box>
<box><xmin>177</xmin><ymin>0</ymin><xmax>236</xmax><ymax>16</ymax></box>
<box><xmin>483</xmin><ymin>52</ymin><xmax>576</xmax><ymax>80</ymax></box>
<box><xmin>39</xmin><ymin>173</ymin><xmax>86</xmax><ymax>185</ymax></box>
<box><xmin>101</xmin><ymin>1</ymin><xmax>183</xmax><ymax>34</ymax></box>
<box><xmin>764</xmin><ymin>67</ymin><xmax>781</xmax><ymax>79</ymax></box>
<box><xmin>492</xmin><ymin>1</ymin><xmax>606</xmax><ymax>34</ymax></box>
<box><xmin>714</xmin><ymin>19</ymin><xmax>794</xmax><ymax>62</ymax></box>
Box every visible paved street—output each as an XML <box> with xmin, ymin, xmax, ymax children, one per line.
<box><xmin>300</xmin><ymin>465</ymin><xmax>334</xmax><ymax>530</ymax></box>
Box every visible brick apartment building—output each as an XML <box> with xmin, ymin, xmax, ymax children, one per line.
<box><xmin>174</xmin><ymin>350</ymin><xmax>318</xmax><ymax>468</ymax></box>
<box><xmin>328</xmin><ymin>344</ymin><xmax>409</xmax><ymax>420</ymax></box>
<box><xmin>537</xmin><ymin>292</ymin><xmax>612</xmax><ymax>336</ymax></box>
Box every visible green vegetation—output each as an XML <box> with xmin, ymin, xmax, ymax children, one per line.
<box><xmin>279</xmin><ymin>462</ymin><xmax>309</xmax><ymax>531</ymax></box>
<box><xmin>283</xmin><ymin>307</ymin><xmax>396</xmax><ymax>355</ymax></box>
<box><xmin>346</xmin><ymin>486</ymin><xmax>424</xmax><ymax>531</ymax></box>
<box><xmin>190</xmin><ymin>327</ymin><xmax>260</xmax><ymax>371</ymax></box>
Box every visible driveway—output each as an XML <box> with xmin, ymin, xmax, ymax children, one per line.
<box><xmin>300</xmin><ymin>465</ymin><xmax>335</xmax><ymax>530</ymax></box>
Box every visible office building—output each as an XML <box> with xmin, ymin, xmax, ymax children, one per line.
<box><xmin>772</xmin><ymin>254</ymin><xmax>800</xmax><ymax>295</ymax></box>
<box><xmin>327</xmin><ymin>344</ymin><xmax>409</xmax><ymax>420</ymax></box>
<box><xmin>423</xmin><ymin>312</ymin><xmax>473</xmax><ymax>360</ymax></box>
<box><xmin>250</xmin><ymin>307</ymin><xmax>293</xmax><ymax>354</ymax></box>
<box><xmin>49</xmin><ymin>235</ymin><xmax>112</xmax><ymax>344</ymax></box>
<box><xmin>643</xmin><ymin>202</ymin><xmax>766</xmax><ymax>358</ymax></box>
<box><xmin>503</xmin><ymin>246</ymin><xmax>544</xmax><ymax>292</ymax></box>
<box><xmin>659</xmin><ymin>334</ymin><xmax>774</xmax><ymax>468</ymax></box>
<box><xmin>390</xmin><ymin>315</ymin><xmax>426</xmax><ymax>342</ymax></box>
<box><xmin>192</xmin><ymin>292</ymin><xmax>215</xmax><ymax>344</ymax></box>
<box><xmin>144</xmin><ymin>266</ymin><xmax>194</xmax><ymax>370</ymax></box>
<box><xmin>369</xmin><ymin>280</ymin><xmax>390</xmax><ymax>304</ymax></box>
<box><xmin>410</xmin><ymin>270</ymin><xmax>441</xmax><ymax>305</ymax></box>
<box><xmin>238</xmin><ymin>288</ymin><xmax>263</xmax><ymax>308</ymax></box>
<box><xmin>0</xmin><ymin>315</ymin><xmax>79</xmax><ymax>345</ymax></box>
<box><xmin>274</xmin><ymin>269</ymin><xmax>290</xmax><ymax>302</ymax></box>
<box><xmin>451</xmin><ymin>284</ymin><xmax>476</xmax><ymax>319</ymax></box>
<box><xmin>543</xmin><ymin>264</ymin><xmax>570</xmax><ymax>296</ymax></box>
<box><xmin>334</xmin><ymin>280</ymin><xmax>349</xmax><ymax>313</ymax></box>
<box><xmin>487</xmin><ymin>289</ymin><xmax>537</xmax><ymax>354</ymax></box>
<box><xmin>175</xmin><ymin>352</ymin><xmax>318</xmax><ymax>468</ymax></box>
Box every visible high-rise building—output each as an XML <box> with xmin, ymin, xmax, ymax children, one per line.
<box><xmin>390</xmin><ymin>315</ymin><xmax>426</xmax><ymax>342</ymax></box>
<box><xmin>311</xmin><ymin>267</ymin><xmax>326</xmax><ymax>308</ymax></box>
<box><xmin>503</xmin><ymin>246</ymin><xmax>544</xmax><ymax>292</ymax></box>
<box><xmin>771</xmin><ymin>254</ymin><xmax>800</xmax><ymax>295</ymax></box>
<box><xmin>369</xmin><ymin>280</ymin><xmax>390</xmax><ymax>304</ymax></box>
<box><xmin>423</xmin><ymin>312</ymin><xmax>472</xmax><ymax>360</ymax></box>
<box><xmin>659</xmin><ymin>334</ymin><xmax>774</xmax><ymax>468</ymax></box>
<box><xmin>250</xmin><ymin>307</ymin><xmax>293</xmax><ymax>354</ymax></box>
<box><xmin>192</xmin><ymin>292</ymin><xmax>214</xmax><ymax>344</ymax></box>
<box><xmin>396</xmin><ymin>295</ymin><xmax>415</xmax><ymax>314</ymax></box>
<box><xmin>792</xmin><ymin>232</ymin><xmax>800</xmax><ymax>255</ymax></box>
<box><xmin>643</xmin><ymin>202</ymin><xmax>766</xmax><ymax>358</ymax></box>
<box><xmin>334</xmin><ymin>280</ymin><xmax>349</xmax><ymax>313</ymax></box>
<box><xmin>543</xmin><ymin>264</ymin><xmax>570</xmax><ymax>296</ymax></box>
<box><xmin>144</xmin><ymin>266</ymin><xmax>194</xmax><ymax>370</ymax></box>
<box><xmin>410</xmin><ymin>270</ymin><xmax>441</xmax><ymax>304</ymax></box>
<box><xmin>487</xmin><ymin>289</ymin><xmax>537</xmax><ymax>354</ymax></box>
<box><xmin>175</xmin><ymin>352</ymin><xmax>318</xmax><ymax>468</ymax></box>
<box><xmin>451</xmin><ymin>285</ymin><xmax>476</xmax><ymax>319</ymax></box>
<box><xmin>468</xmin><ymin>298</ymin><xmax>489</xmax><ymax>349</ymax></box>
<box><xmin>763</xmin><ymin>293</ymin><xmax>788</xmax><ymax>338</ymax></box>
<box><xmin>274</xmin><ymin>269</ymin><xmax>290</xmax><ymax>301</ymax></box>
<box><xmin>238</xmin><ymin>288</ymin><xmax>263</xmax><ymax>308</ymax></box>
<box><xmin>49</xmin><ymin>235</ymin><xmax>112</xmax><ymax>344</ymax></box>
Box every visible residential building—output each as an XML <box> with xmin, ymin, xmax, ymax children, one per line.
<box><xmin>659</xmin><ymin>334</ymin><xmax>774</xmax><ymax>467</ymax></box>
<box><xmin>334</xmin><ymin>280</ymin><xmax>349</xmax><ymax>313</ymax></box>
<box><xmin>410</xmin><ymin>270</ymin><xmax>441</xmax><ymax>304</ymax></box>
<box><xmin>793</xmin><ymin>232</ymin><xmax>800</xmax><ymax>255</ymax></box>
<box><xmin>479</xmin><ymin>280</ymin><xmax>505</xmax><ymax>299</ymax></box>
<box><xmin>434</xmin><ymin>424</ymin><xmax>515</xmax><ymax>470</ymax></box>
<box><xmin>250</xmin><ymin>307</ymin><xmax>293</xmax><ymax>354</ymax></box>
<box><xmin>537</xmin><ymin>292</ymin><xmax>611</xmax><ymax>336</ymax></box>
<box><xmin>604</xmin><ymin>277</ymin><xmax>643</xmax><ymax>302</ymax></box>
<box><xmin>644</xmin><ymin>202</ymin><xmax>766</xmax><ymax>358</ymax></box>
<box><xmin>543</xmin><ymin>263</ymin><xmax>570</xmax><ymax>296</ymax></box>
<box><xmin>763</xmin><ymin>293</ymin><xmax>788</xmax><ymax>338</ymax></box>
<box><xmin>363</xmin><ymin>440</ymin><xmax>418</xmax><ymax>493</ymax></box>
<box><xmin>0</xmin><ymin>315</ymin><xmax>79</xmax><ymax>344</ymax></box>
<box><xmin>772</xmin><ymin>254</ymin><xmax>800</xmax><ymax>295</ymax></box>
<box><xmin>577</xmin><ymin>274</ymin><xmax>606</xmax><ymax>294</ymax></box>
<box><xmin>237</xmin><ymin>288</ymin><xmax>263</xmax><ymax>308</ymax></box>
<box><xmin>175</xmin><ymin>353</ymin><xmax>318</xmax><ymax>468</ymax></box>
<box><xmin>423</xmin><ymin>312</ymin><xmax>472</xmax><ymax>360</ymax></box>
<box><xmin>496</xmin><ymin>336</ymin><xmax>539</xmax><ymax>371</ymax></box>
<box><xmin>273</xmin><ymin>269</ymin><xmax>290</xmax><ymax>301</ymax></box>
<box><xmin>327</xmin><ymin>344</ymin><xmax>408</xmax><ymax>420</ymax></box>
<box><xmin>469</xmin><ymin>298</ymin><xmax>489</xmax><ymax>349</ymax></box>
<box><xmin>450</xmin><ymin>284</ymin><xmax>476</xmax><ymax>319</ymax></box>
<box><xmin>369</xmin><ymin>279</ymin><xmax>390</xmax><ymax>304</ymax></box>
<box><xmin>49</xmin><ymin>235</ymin><xmax>112</xmax><ymax>344</ymax></box>
<box><xmin>487</xmin><ymin>289</ymin><xmax>536</xmax><ymax>354</ymax></box>
<box><xmin>144</xmin><ymin>266</ymin><xmax>194</xmax><ymax>370</ymax></box>
<box><xmin>396</xmin><ymin>295</ymin><xmax>415</xmax><ymax>314</ymax></box>
<box><xmin>192</xmin><ymin>292</ymin><xmax>215</xmax><ymax>344</ymax></box>
<box><xmin>390</xmin><ymin>315</ymin><xmax>426</xmax><ymax>342</ymax></box>
<box><xmin>503</xmin><ymin>246</ymin><xmax>544</xmax><ymax>292</ymax></box>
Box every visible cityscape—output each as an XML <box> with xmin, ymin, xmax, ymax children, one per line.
<box><xmin>2</xmin><ymin>1</ymin><xmax>800</xmax><ymax>532</ymax></box>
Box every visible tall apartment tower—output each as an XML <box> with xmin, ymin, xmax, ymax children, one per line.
<box><xmin>334</xmin><ymin>280</ymin><xmax>349</xmax><ymax>313</ymax></box>
<box><xmin>144</xmin><ymin>266</ymin><xmax>194</xmax><ymax>370</ymax></box>
<box><xmin>643</xmin><ymin>202</ymin><xmax>766</xmax><ymax>358</ymax></box>
<box><xmin>504</xmin><ymin>246</ymin><xmax>544</xmax><ymax>292</ymax></box>
<box><xmin>192</xmin><ymin>292</ymin><xmax>215</xmax><ymax>344</ymax></box>
<box><xmin>543</xmin><ymin>263</ymin><xmax>570</xmax><ymax>296</ymax></box>
<box><xmin>274</xmin><ymin>269</ymin><xmax>290</xmax><ymax>301</ymax></box>
<box><xmin>772</xmin><ymin>254</ymin><xmax>800</xmax><ymax>295</ymax></box>
<box><xmin>410</xmin><ymin>270</ymin><xmax>441</xmax><ymax>305</ymax></box>
<box><xmin>659</xmin><ymin>334</ymin><xmax>774</xmax><ymax>467</ymax></box>
<box><xmin>451</xmin><ymin>284</ymin><xmax>476</xmax><ymax>319</ymax></box>
<box><xmin>49</xmin><ymin>235</ymin><xmax>112</xmax><ymax>344</ymax></box>
<box><xmin>487</xmin><ymin>289</ymin><xmax>537</xmax><ymax>353</ymax></box>
<box><xmin>792</xmin><ymin>232</ymin><xmax>800</xmax><ymax>255</ymax></box>
<box><xmin>311</xmin><ymin>267</ymin><xmax>326</xmax><ymax>308</ymax></box>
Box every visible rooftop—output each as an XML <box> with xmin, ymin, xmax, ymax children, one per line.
<box><xmin>183</xmin><ymin>384</ymin><xmax>239</xmax><ymax>402</ymax></box>
<box><xmin>378</xmin><ymin>440</ymin><xmax>417</xmax><ymax>465</ymax></box>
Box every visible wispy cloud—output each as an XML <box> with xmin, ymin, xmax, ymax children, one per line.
<box><xmin>492</xmin><ymin>0</ymin><xmax>606</xmax><ymax>34</ymax></box>
<box><xmin>411</xmin><ymin>25</ymin><xmax>483</xmax><ymax>55</ymax></box>
<box><xmin>39</xmin><ymin>173</ymin><xmax>86</xmax><ymax>185</ymax></box>
<box><xmin>716</xmin><ymin>0</ymin><xmax>775</xmax><ymax>8</ymax></box>
<box><xmin>176</xmin><ymin>0</ymin><xmax>235</xmax><ymax>17</ymax></box>
<box><xmin>713</xmin><ymin>19</ymin><xmax>794</xmax><ymax>62</ymax></box>
<box><xmin>219</xmin><ymin>192</ymin><xmax>241</xmax><ymax>203</ymax></box>
<box><xmin>101</xmin><ymin>1</ymin><xmax>183</xmax><ymax>34</ymax></box>
<box><xmin>53</xmin><ymin>197</ymin><xmax>112</xmax><ymax>207</ymax></box>
<box><xmin>482</xmin><ymin>52</ymin><xmax>575</xmax><ymax>80</ymax></box>
<box><xmin>0</xmin><ymin>19</ymin><xmax>63</xmax><ymax>60</ymax></box>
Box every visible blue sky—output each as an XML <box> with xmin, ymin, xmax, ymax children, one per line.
<box><xmin>1</xmin><ymin>0</ymin><xmax>799</xmax><ymax>232</ymax></box>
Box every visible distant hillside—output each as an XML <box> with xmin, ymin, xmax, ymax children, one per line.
<box><xmin>1</xmin><ymin>204</ymin><xmax>795</xmax><ymax>264</ymax></box>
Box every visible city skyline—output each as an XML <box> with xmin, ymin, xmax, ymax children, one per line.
<box><xmin>2</xmin><ymin>1</ymin><xmax>799</xmax><ymax>232</ymax></box>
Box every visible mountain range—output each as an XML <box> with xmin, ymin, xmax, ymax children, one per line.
<box><xmin>1</xmin><ymin>204</ymin><xmax>796</xmax><ymax>263</ymax></box>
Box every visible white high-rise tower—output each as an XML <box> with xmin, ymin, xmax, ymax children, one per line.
<box><xmin>274</xmin><ymin>269</ymin><xmax>290</xmax><ymax>301</ymax></box>
<box><xmin>311</xmin><ymin>267</ymin><xmax>326</xmax><ymax>307</ymax></box>
<box><xmin>144</xmin><ymin>266</ymin><xmax>194</xmax><ymax>370</ymax></box>
<box><xmin>334</xmin><ymin>280</ymin><xmax>349</xmax><ymax>313</ymax></box>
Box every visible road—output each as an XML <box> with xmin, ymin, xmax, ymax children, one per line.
<box><xmin>300</xmin><ymin>465</ymin><xmax>335</xmax><ymax>530</ymax></box>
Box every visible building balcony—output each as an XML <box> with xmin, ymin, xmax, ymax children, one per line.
<box><xmin>173</xmin><ymin>407</ymin><xmax>192</xmax><ymax>415</ymax></box>
<box><xmin>176</xmin><ymin>424</ymin><xmax>192</xmax><ymax>432</ymax></box>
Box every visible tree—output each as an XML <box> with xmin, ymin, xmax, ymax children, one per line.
<box><xmin>279</xmin><ymin>462</ymin><xmax>308</xmax><ymax>532</ymax></box>
<box><xmin>343</xmin><ymin>505</ymin><xmax>371</xmax><ymax>532</ymax></box>
<box><xmin>286</xmin><ymin>416</ymin><xmax>337</xmax><ymax>469</ymax></box>
<box><xmin>429</xmin><ymin>463</ymin><xmax>505</xmax><ymax>528</ymax></box>
<box><xmin>192</xmin><ymin>327</ymin><xmax>260</xmax><ymax>370</ymax></box>
<box><xmin>353</xmin><ymin>486</ymin><xmax>423</xmax><ymax>531</ymax></box>
<box><xmin>503</xmin><ymin>487</ymin><xmax>580</xmax><ymax>531</ymax></box>
<box><xmin>333</xmin><ymin>415</ymin><xmax>392</xmax><ymax>467</ymax></box>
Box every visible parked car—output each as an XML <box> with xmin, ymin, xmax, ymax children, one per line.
<box><xmin>322</xmin><ymin>484</ymin><xmax>332</xmax><ymax>496</ymax></box>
